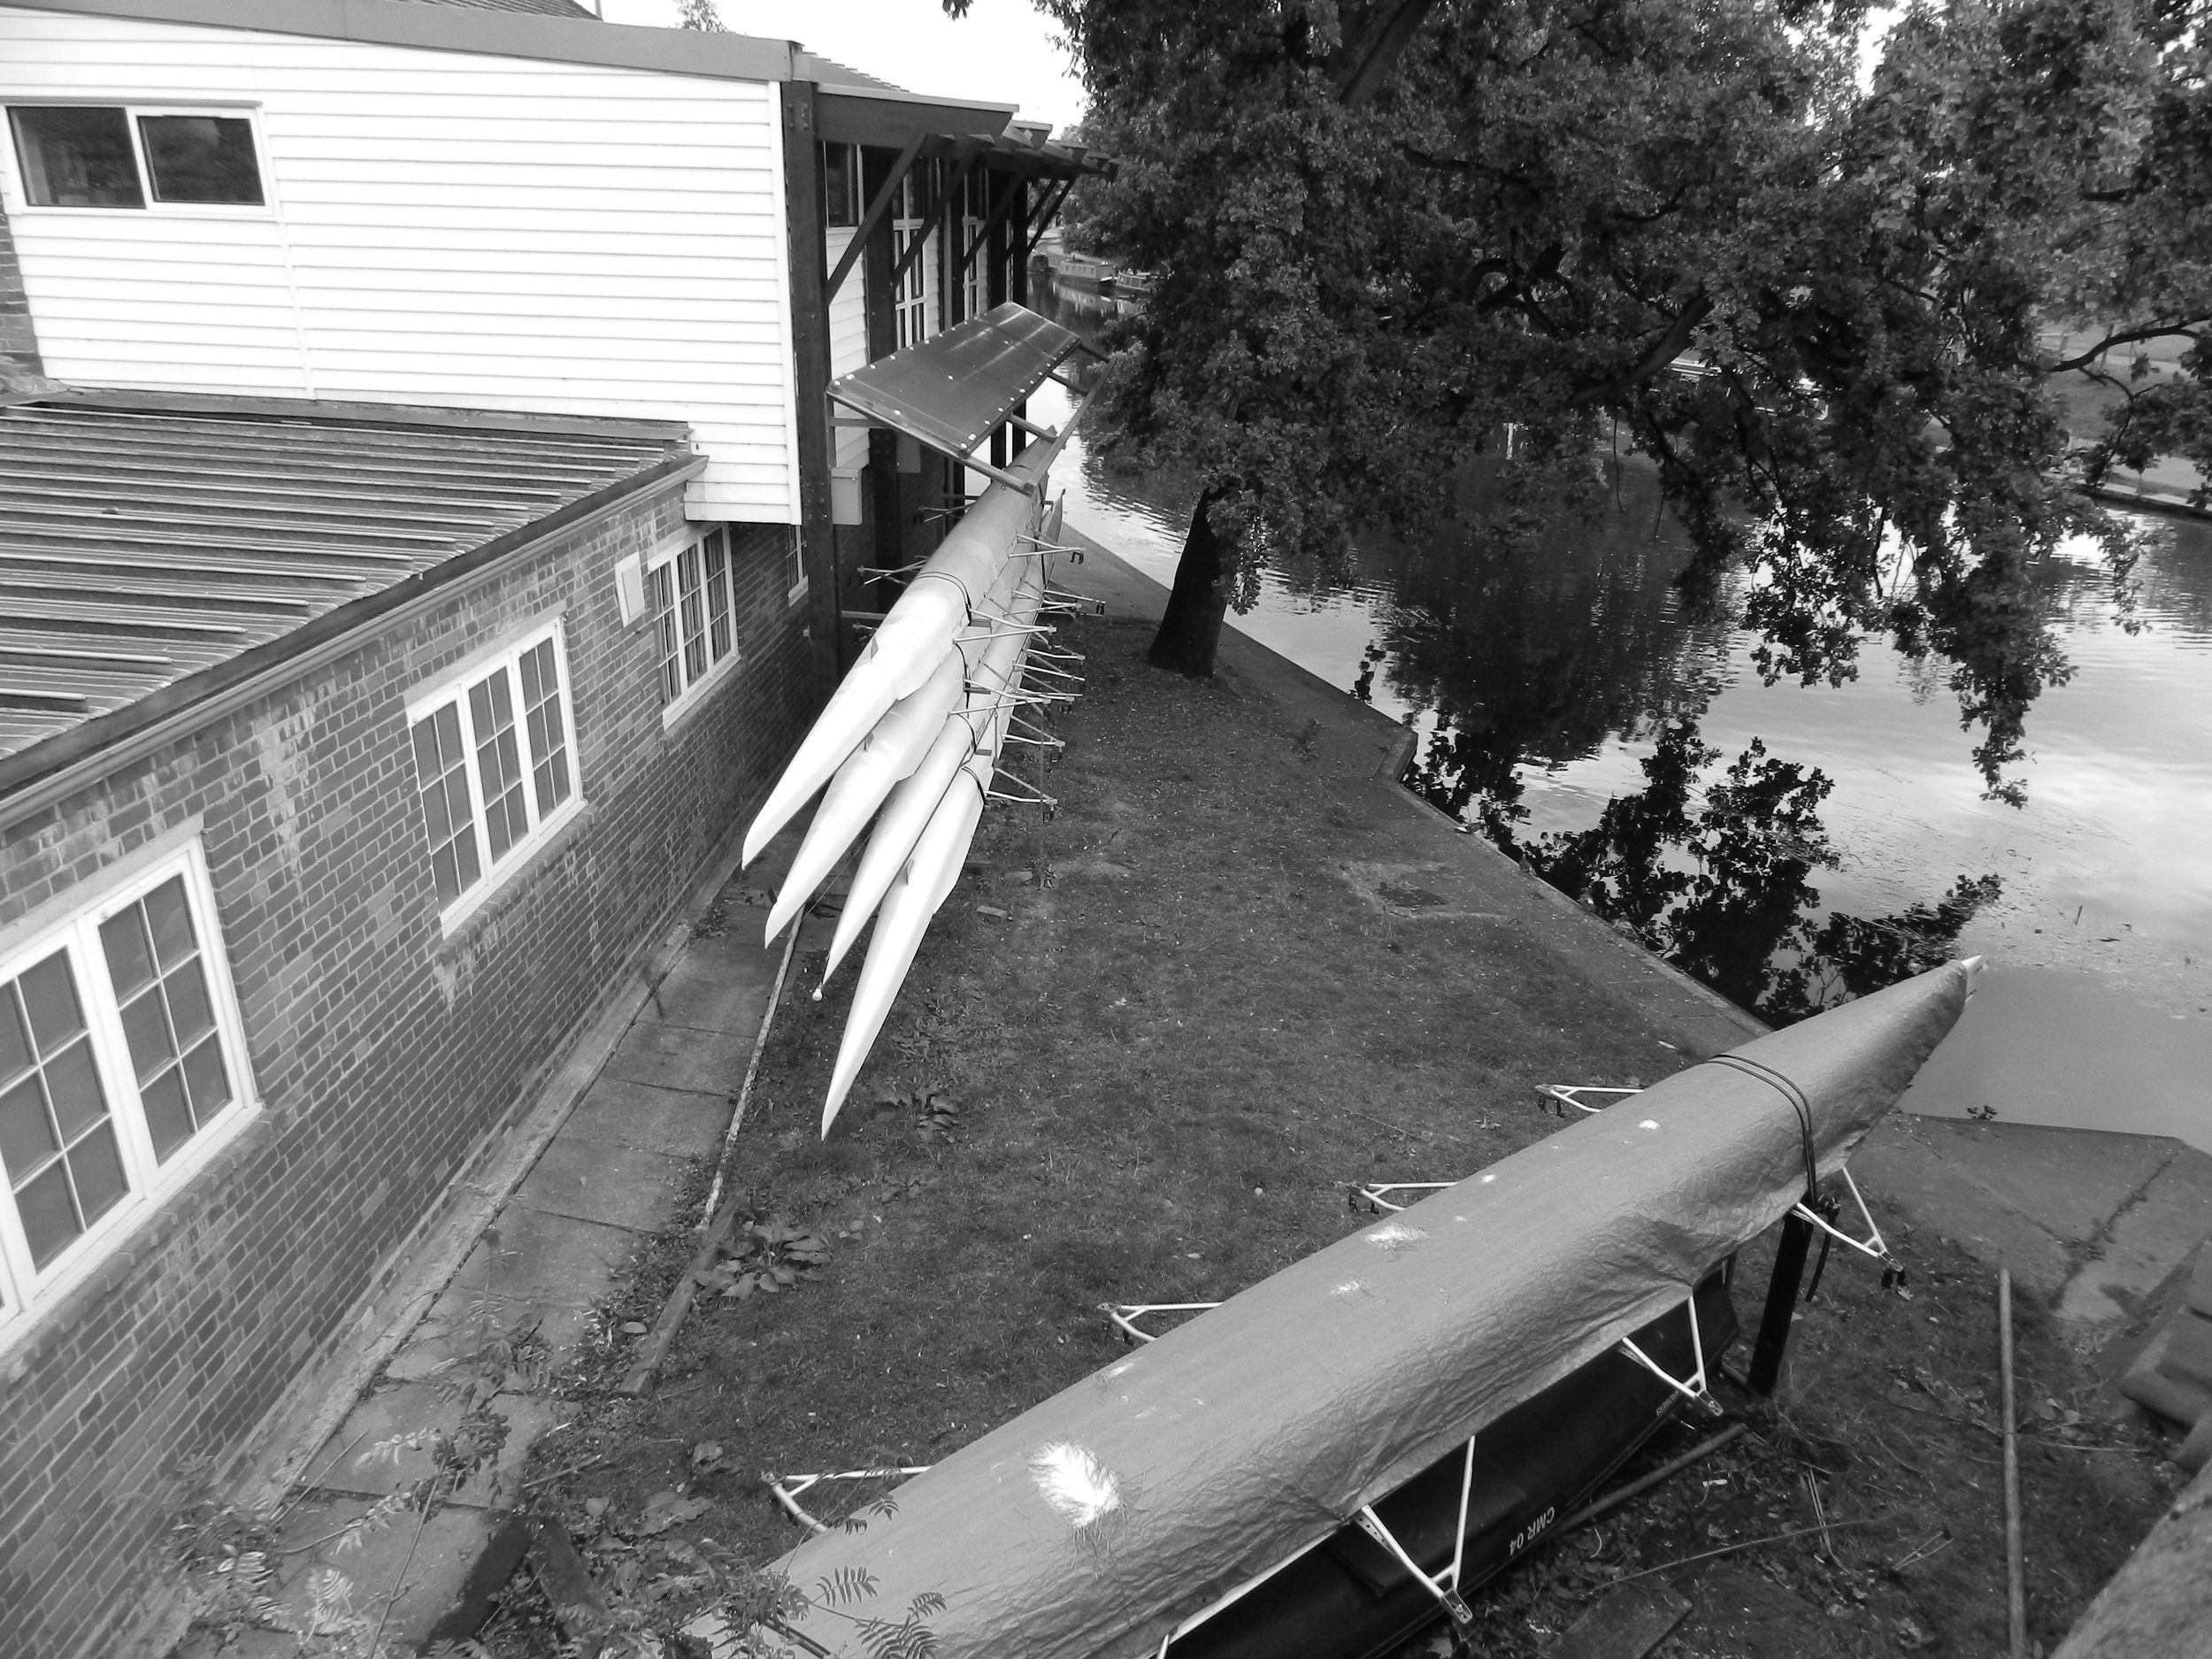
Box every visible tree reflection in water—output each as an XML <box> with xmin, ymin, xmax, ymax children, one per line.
<box><xmin>1389</xmin><ymin>458</ymin><xmax>2000</xmax><ymax>1025</ymax></box>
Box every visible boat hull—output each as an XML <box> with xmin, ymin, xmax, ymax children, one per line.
<box><xmin>768</xmin><ymin>962</ymin><xmax>1976</xmax><ymax>1659</ymax></box>
<box><xmin>1171</xmin><ymin>1270</ymin><xmax>1738</xmax><ymax>1659</ymax></box>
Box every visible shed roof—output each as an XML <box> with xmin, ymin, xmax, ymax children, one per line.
<box><xmin>0</xmin><ymin>0</ymin><xmax>1041</xmax><ymax>157</ymax></box>
<box><xmin>0</xmin><ymin>393</ymin><xmax>697</xmax><ymax>797</ymax></box>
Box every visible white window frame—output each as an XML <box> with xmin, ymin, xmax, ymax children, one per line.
<box><xmin>0</xmin><ymin>838</ymin><xmax>258</xmax><ymax>1348</ymax></box>
<box><xmin>892</xmin><ymin>169</ymin><xmax>930</xmax><ymax>351</ymax></box>
<box><xmin>0</xmin><ymin>100</ymin><xmax>275</xmax><ymax>219</ymax></box>
<box><xmin>962</xmin><ymin>168</ymin><xmax>989</xmax><ymax>325</ymax></box>
<box><xmin>405</xmin><ymin>616</ymin><xmax>584</xmax><ymax>935</ymax></box>
<box><xmin>645</xmin><ymin>526</ymin><xmax>743</xmax><ymax>727</ymax></box>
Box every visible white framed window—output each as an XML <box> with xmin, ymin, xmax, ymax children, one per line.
<box><xmin>0</xmin><ymin>841</ymin><xmax>257</xmax><ymax>1342</ymax></box>
<box><xmin>646</xmin><ymin>526</ymin><xmax>741</xmax><ymax>723</ymax></box>
<box><xmin>4</xmin><ymin>103</ymin><xmax>268</xmax><ymax>213</ymax></box>
<box><xmin>893</xmin><ymin>168</ymin><xmax>930</xmax><ymax>350</ymax></box>
<box><xmin>962</xmin><ymin>168</ymin><xmax>989</xmax><ymax>325</ymax></box>
<box><xmin>406</xmin><ymin>618</ymin><xmax>582</xmax><ymax>931</ymax></box>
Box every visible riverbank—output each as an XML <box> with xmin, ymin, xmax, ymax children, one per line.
<box><xmin>186</xmin><ymin>520</ymin><xmax>2208</xmax><ymax>1656</ymax></box>
<box><xmin>459</xmin><ymin>537</ymin><xmax>2193</xmax><ymax>1659</ymax></box>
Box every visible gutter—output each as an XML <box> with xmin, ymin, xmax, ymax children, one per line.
<box><xmin>0</xmin><ymin>451</ymin><xmax>708</xmax><ymax>832</ymax></box>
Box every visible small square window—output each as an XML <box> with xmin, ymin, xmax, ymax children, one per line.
<box><xmin>137</xmin><ymin>114</ymin><xmax>263</xmax><ymax>206</ymax></box>
<box><xmin>9</xmin><ymin>106</ymin><xmax>143</xmax><ymax>209</ymax></box>
<box><xmin>8</xmin><ymin>104</ymin><xmax>266</xmax><ymax>212</ymax></box>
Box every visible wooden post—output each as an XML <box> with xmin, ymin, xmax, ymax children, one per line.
<box><xmin>861</xmin><ymin>146</ymin><xmax>903</xmax><ymax>580</ymax></box>
<box><xmin>2000</xmin><ymin>1269</ymin><xmax>2026</xmax><ymax>1658</ymax></box>
<box><xmin>778</xmin><ymin>82</ymin><xmax>842</xmax><ymax>680</ymax></box>
<box><xmin>987</xmin><ymin>166</ymin><xmax>1011</xmax><ymax>472</ymax></box>
<box><xmin>1747</xmin><ymin>1209</ymin><xmax>1815</xmax><ymax>1396</ymax></box>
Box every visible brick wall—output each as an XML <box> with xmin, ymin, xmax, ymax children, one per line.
<box><xmin>0</xmin><ymin>481</ymin><xmax>819</xmax><ymax>1659</ymax></box>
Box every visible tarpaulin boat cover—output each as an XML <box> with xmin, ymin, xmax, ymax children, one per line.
<box><xmin>770</xmin><ymin>959</ymin><xmax>1976</xmax><ymax>1658</ymax></box>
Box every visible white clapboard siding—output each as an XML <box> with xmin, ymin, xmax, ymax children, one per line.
<box><xmin>0</xmin><ymin>6</ymin><xmax>800</xmax><ymax>523</ymax></box>
<box><xmin>825</xmin><ymin>226</ymin><xmax>870</xmax><ymax>471</ymax></box>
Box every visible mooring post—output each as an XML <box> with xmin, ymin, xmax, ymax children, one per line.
<box><xmin>1747</xmin><ymin>1208</ymin><xmax>1816</xmax><ymax>1396</ymax></box>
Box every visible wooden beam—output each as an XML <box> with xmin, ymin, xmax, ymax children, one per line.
<box><xmin>1022</xmin><ymin>177</ymin><xmax>1075</xmax><ymax>262</ymax></box>
<box><xmin>889</xmin><ymin>142</ymin><xmax>981</xmax><ymax>300</ymax></box>
<box><xmin>779</xmin><ymin>81</ymin><xmax>843</xmax><ymax>677</ymax></box>
<box><xmin>826</xmin><ymin>134</ymin><xmax>924</xmax><ymax>303</ymax></box>
<box><xmin>957</xmin><ymin>165</ymin><xmax>1031</xmax><ymax>280</ymax></box>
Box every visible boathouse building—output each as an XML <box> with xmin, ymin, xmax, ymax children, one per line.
<box><xmin>0</xmin><ymin>2</ymin><xmax>1087</xmax><ymax>1652</ymax></box>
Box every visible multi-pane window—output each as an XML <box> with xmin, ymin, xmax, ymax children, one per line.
<box><xmin>893</xmin><ymin>169</ymin><xmax>930</xmax><ymax>349</ymax></box>
<box><xmin>648</xmin><ymin>528</ymin><xmax>741</xmax><ymax>720</ymax></box>
<box><xmin>962</xmin><ymin>169</ymin><xmax>990</xmax><ymax>325</ymax></box>
<box><xmin>406</xmin><ymin>621</ymin><xmax>580</xmax><ymax>926</ymax></box>
<box><xmin>0</xmin><ymin>849</ymin><xmax>253</xmax><ymax>1336</ymax></box>
<box><xmin>7</xmin><ymin>104</ymin><xmax>265</xmax><ymax>210</ymax></box>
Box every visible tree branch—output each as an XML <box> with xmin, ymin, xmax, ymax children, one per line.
<box><xmin>2048</xmin><ymin>319</ymin><xmax>2208</xmax><ymax>373</ymax></box>
<box><xmin>1572</xmin><ymin>291</ymin><xmax>1715</xmax><ymax>405</ymax></box>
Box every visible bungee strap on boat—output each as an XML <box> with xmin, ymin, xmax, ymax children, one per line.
<box><xmin>1703</xmin><ymin>1053</ymin><xmax>1901</xmax><ymax>1280</ymax></box>
<box><xmin>1705</xmin><ymin>1052</ymin><xmax>1823</xmax><ymax>1202</ymax></box>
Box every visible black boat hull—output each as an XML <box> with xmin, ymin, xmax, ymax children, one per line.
<box><xmin>1169</xmin><ymin>1267</ymin><xmax>1740</xmax><ymax>1659</ymax></box>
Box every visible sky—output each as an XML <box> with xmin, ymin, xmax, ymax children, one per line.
<box><xmin>593</xmin><ymin>0</ymin><xmax>1089</xmax><ymax>134</ymax></box>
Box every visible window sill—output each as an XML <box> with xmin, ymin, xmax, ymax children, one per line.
<box><xmin>432</xmin><ymin>800</ymin><xmax>598</xmax><ymax>957</ymax></box>
<box><xmin>0</xmin><ymin>1100</ymin><xmax>274</xmax><ymax>1379</ymax></box>
<box><xmin>657</xmin><ymin>659</ymin><xmax>742</xmax><ymax>738</ymax></box>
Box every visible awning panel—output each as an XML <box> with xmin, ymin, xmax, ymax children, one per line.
<box><xmin>826</xmin><ymin>303</ymin><xmax>1087</xmax><ymax>460</ymax></box>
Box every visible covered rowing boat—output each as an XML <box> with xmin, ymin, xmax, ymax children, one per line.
<box><xmin>764</xmin><ymin>958</ymin><xmax>1976</xmax><ymax>1658</ymax></box>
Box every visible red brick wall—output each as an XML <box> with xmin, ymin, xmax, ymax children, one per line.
<box><xmin>0</xmin><ymin>480</ymin><xmax>819</xmax><ymax>1659</ymax></box>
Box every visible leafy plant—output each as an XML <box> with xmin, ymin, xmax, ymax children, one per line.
<box><xmin>708</xmin><ymin>1215</ymin><xmax>831</xmax><ymax>1302</ymax></box>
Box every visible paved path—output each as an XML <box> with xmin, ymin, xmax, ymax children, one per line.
<box><xmin>182</xmin><ymin>836</ymin><xmax>811</xmax><ymax>1655</ymax></box>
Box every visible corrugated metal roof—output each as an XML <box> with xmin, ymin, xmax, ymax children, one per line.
<box><xmin>0</xmin><ymin>398</ymin><xmax>690</xmax><ymax>770</ymax></box>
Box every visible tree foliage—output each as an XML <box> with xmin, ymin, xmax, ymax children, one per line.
<box><xmin>1046</xmin><ymin>0</ymin><xmax>2212</xmax><ymax>798</ymax></box>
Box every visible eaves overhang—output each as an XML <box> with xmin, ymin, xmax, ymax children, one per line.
<box><xmin>0</xmin><ymin>0</ymin><xmax>800</xmax><ymax>81</ymax></box>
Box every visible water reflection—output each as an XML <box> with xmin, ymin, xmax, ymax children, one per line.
<box><xmin>1382</xmin><ymin>461</ymin><xmax>1733</xmax><ymax>828</ymax></box>
<box><xmin>1027</xmin><ymin>277</ymin><xmax>2212</xmax><ymax>1148</ymax></box>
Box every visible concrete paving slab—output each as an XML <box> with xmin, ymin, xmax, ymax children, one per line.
<box><xmin>1855</xmin><ymin>1115</ymin><xmax>2078</xmax><ymax>1294</ymax></box>
<box><xmin>445</xmin><ymin>1204</ymin><xmax>645</xmax><ymax>1318</ymax></box>
<box><xmin>1919</xmin><ymin>1118</ymin><xmax>2177</xmax><ymax>1244</ymax></box>
<box><xmin>511</xmin><ymin>1134</ymin><xmax>695</xmax><ymax>1233</ymax></box>
<box><xmin>558</xmin><ymin>1073</ymin><xmax>732</xmax><ymax>1160</ymax></box>
<box><xmin>311</xmin><ymin>1384</ymin><xmax>558</xmax><ymax>1501</ymax></box>
<box><xmin>2062</xmin><ymin>1148</ymin><xmax>2212</xmax><ymax>1325</ymax></box>
<box><xmin>637</xmin><ymin>948</ymin><xmax>779</xmax><ymax>1034</ymax></box>
<box><xmin>601</xmin><ymin>1018</ymin><xmax>753</xmax><ymax>1095</ymax></box>
<box><xmin>270</xmin><ymin>1489</ymin><xmax>490</xmax><ymax>1652</ymax></box>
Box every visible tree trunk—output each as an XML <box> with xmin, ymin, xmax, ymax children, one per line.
<box><xmin>1148</xmin><ymin>490</ymin><xmax>1233</xmax><ymax>676</ymax></box>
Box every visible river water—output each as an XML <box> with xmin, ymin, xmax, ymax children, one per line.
<box><xmin>1026</xmin><ymin>284</ymin><xmax>2212</xmax><ymax>1153</ymax></box>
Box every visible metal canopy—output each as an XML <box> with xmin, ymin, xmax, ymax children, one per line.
<box><xmin>825</xmin><ymin>303</ymin><xmax>1091</xmax><ymax>484</ymax></box>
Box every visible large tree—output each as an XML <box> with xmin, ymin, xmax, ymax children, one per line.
<box><xmin>1041</xmin><ymin>0</ymin><xmax>2212</xmax><ymax>799</ymax></box>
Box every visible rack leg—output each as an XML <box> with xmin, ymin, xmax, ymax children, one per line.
<box><xmin>1747</xmin><ymin>1209</ymin><xmax>1816</xmax><ymax>1397</ymax></box>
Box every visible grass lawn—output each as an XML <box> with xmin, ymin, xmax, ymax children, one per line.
<box><xmin>501</xmin><ymin>609</ymin><xmax>2183</xmax><ymax>1659</ymax></box>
